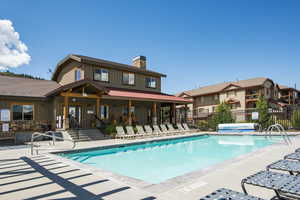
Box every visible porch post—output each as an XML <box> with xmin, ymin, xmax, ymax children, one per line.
<box><xmin>152</xmin><ymin>102</ymin><xmax>157</xmax><ymax>125</ymax></box>
<box><xmin>63</xmin><ymin>93</ymin><xmax>69</xmax><ymax>130</ymax></box>
<box><xmin>172</xmin><ymin>103</ymin><xmax>176</xmax><ymax>124</ymax></box>
<box><xmin>96</xmin><ymin>97</ymin><xmax>100</xmax><ymax>118</ymax></box>
<box><xmin>185</xmin><ymin>104</ymin><xmax>188</xmax><ymax>123</ymax></box>
<box><xmin>128</xmin><ymin>100</ymin><xmax>132</xmax><ymax>125</ymax></box>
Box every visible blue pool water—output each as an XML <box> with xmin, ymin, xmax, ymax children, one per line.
<box><xmin>61</xmin><ymin>135</ymin><xmax>282</xmax><ymax>183</ymax></box>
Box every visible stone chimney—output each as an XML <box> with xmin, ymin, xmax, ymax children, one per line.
<box><xmin>132</xmin><ymin>56</ymin><xmax>146</xmax><ymax>69</ymax></box>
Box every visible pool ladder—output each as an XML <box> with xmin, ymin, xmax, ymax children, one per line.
<box><xmin>265</xmin><ymin>124</ymin><xmax>292</xmax><ymax>145</ymax></box>
<box><xmin>31</xmin><ymin>131</ymin><xmax>76</xmax><ymax>155</ymax></box>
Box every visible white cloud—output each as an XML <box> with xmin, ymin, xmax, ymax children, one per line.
<box><xmin>0</xmin><ymin>19</ymin><xmax>31</xmax><ymax>70</ymax></box>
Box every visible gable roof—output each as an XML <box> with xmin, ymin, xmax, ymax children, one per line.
<box><xmin>52</xmin><ymin>54</ymin><xmax>166</xmax><ymax>81</ymax></box>
<box><xmin>0</xmin><ymin>75</ymin><xmax>61</xmax><ymax>98</ymax></box>
<box><xmin>181</xmin><ymin>77</ymin><xmax>272</xmax><ymax>97</ymax></box>
<box><xmin>46</xmin><ymin>79</ymin><xmax>109</xmax><ymax>97</ymax></box>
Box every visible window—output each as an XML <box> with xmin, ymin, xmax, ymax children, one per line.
<box><xmin>146</xmin><ymin>77</ymin><xmax>156</xmax><ymax>88</ymax></box>
<box><xmin>12</xmin><ymin>104</ymin><xmax>33</xmax><ymax>120</ymax></box>
<box><xmin>94</xmin><ymin>68</ymin><xmax>109</xmax><ymax>82</ymax></box>
<box><xmin>100</xmin><ymin>105</ymin><xmax>109</xmax><ymax>119</ymax></box>
<box><xmin>75</xmin><ymin>69</ymin><xmax>81</xmax><ymax>81</ymax></box>
<box><xmin>123</xmin><ymin>72</ymin><xmax>135</xmax><ymax>85</ymax></box>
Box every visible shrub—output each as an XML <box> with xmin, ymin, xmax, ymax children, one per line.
<box><xmin>209</xmin><ymin>102</ymin><xmax>234</xmax><ymax>130</ymax></box>
<box><xmin>196</xmin><ymin>120</ymin><xmax>209</xmax><ymax>131</ymax></box>
<box><xmin>292</xmin><ymin>110</ymin><xmax>300</xmax><ymax>130</ymax></box>
<box><xmin>104</xmin><ymin>124</ymin><xmax>117</xmax><ymax>137</ymax></box>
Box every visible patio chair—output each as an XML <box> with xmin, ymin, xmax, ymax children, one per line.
<box><xmin>159</xmin><ymin>124</ymin><xmax>174</xmax><ymax>135</ymax></box>
<box><xmin>241</xmin><ymin>170</ymin><xmax>300</xmax><ymax>199</ymax></box>
<box><xmin>167</xmin><ymin>124</ymin><xmax>180</xmax><ymax>134</ymax></box>
<box><xmin>200</xmin><ymin>188</ymin><xmax>264</xmax><ymax>200</ymax></box>
<box><xmin>126</xmin><ymin>126</ymin><xmax>137</xmax><ymax>139</ymax></box>
<box><xmin>144</xmin><ymin>125</ymin><xmax>154</xmax><ymax>137</ymax></box>
<box><xmin>135</xmin><ymin>125</ymin><xmax>147</xmax><ymax>138</ymax></box>
<box><xmin>177</xmin><ymin>123</ymin><xmax>189</xmax><ymax>133</ymax></box>
<box><xmin>116</xmin><ymin>126</ymin><xmax>133</xmax><ymax>139</ymax></box>
<box><xmin>152</xmin><ymin>125</ymin><xmax>163</xmax><ymax>136</ymax></box>
<box><xmin>284</xmin><ymin>152</ymin><xmax>300</xmax><ymax>161</ymax></box>
<box><xmin>182</xmin><ymin>123</ymin><xmax>191</xmax><ymax>131</ymax></box>
<box><xmin>266</xmin><ymin>159</ymin><xmax>300</xmax><ymax>175</ymax></box>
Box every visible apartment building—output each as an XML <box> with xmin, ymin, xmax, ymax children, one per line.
<box><xmin>177</xmin><ymin>77</ymin><xmax>299</xmax><ymax>122</ymax></box>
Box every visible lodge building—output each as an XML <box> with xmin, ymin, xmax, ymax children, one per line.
<box><xmin>0</xmin><ymin>54</ymin><xmax>191</xmax><ymax>141</ymax></box>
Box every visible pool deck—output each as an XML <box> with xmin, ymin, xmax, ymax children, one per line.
<box><xmin>1</xmin><ymin>132</ymin><xmax>300</xmax><ymax>199</ymax></box>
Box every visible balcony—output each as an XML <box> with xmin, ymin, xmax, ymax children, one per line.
<box><xmin>246</xmin><ymin>94</ymin><xmax>259</xmax><ymax>102</ymax></box>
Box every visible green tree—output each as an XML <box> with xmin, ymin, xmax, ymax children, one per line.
<box><xmin>256</xmin><ymin>95</ymin><xmax>271</xmax><ymax>129</ymax></box>
<box><xmin>209</xmin><ymin>102</ymin><xmax>234</xmax><ymax>130</ymax></box>
<box><xmin>291</xmin><ymin>110</ymin><xmax>300</xmax><ymax>129</ymax></box>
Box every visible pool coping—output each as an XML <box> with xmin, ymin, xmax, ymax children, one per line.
<box><xmin>45</xmin><ymin>133</ymin><xmax>299</xmax><ymax>193</ymax></box>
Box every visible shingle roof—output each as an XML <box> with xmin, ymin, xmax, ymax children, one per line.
<box><xmin>181</xmin><ymin>77</ymin><xmax>271</xmax><ymax>97</ymax></box>
<box><xmin>0</xmin><ymin>75</ymin><xmax>61</xmax><ymax>98</ymax></box>
<box><xmin>52</xmin><ymin>54</ymin><xmax>166</xmax><ymax>81</ymax></box>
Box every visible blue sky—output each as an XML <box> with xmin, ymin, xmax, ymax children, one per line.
<box><xmin>1</xmin><ymin>0</ymin><xmax>299</xmax><ymax>94</ymax></box>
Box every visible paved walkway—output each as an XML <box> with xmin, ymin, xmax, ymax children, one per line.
<box><xmin>0</xmin><ymin>132</ymin><xmax>300</xmax><ymax>200</ymax></box>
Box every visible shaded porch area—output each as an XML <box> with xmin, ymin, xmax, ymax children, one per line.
<box><xmin>46</xmin><ymin>79</ymin><xmax>191</xmax><ymax>130</ymax></box>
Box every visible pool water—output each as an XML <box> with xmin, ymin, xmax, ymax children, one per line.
<box><xmin>61</xmin><ymin>135</ymin><xmax>282</xmax><ymax>184</ymax></box>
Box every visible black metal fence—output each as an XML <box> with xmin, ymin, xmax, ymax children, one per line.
<box><xmin>193</xmin><ymin>106</ymin><xmax>300</xmax><ymax>131</ymax></box>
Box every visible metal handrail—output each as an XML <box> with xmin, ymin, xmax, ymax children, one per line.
<box><xmin>265</xmin><ymin>124</ymin><xmax>292</xmax><ymax>145</ymax></box>
<box><xmin>31</xmin><ymin>131</ymin><xmax>76</xmax><ymax>155</ymax></box>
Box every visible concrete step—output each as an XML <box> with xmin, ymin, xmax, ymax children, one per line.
<box><xmin>66</xmin><ymin>129</ymin><xmax>105</xmax><ymax>141</ymax></box>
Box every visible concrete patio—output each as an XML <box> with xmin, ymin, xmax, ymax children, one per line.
<box><xmin>1</xmin><ymin>132</ymin><xmax>300</xmax><ymax>200</ymax></box>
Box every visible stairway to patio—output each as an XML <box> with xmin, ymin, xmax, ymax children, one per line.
<box><xmin>67</xmin><ymin>128</ymin><xmax>106</xmax><ymax>142</ymax></box>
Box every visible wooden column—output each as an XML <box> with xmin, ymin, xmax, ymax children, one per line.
<box><xmin>185</xmin><ymin>104</ymin><xmax>188</xmax><ymax>123</ymax></box>
<box><xmin>128</xmin><ymin>100</ymin><xmax>132</xmax><ymax>125</ymax></box>
<box><xmin>96</xmin><ymin>97</ymin><xmax>100</xmax><ymax>118</ymax></box>
<box><xmin>152</xmin><ymin>102</ymin><xmax>157</xmax><ymax>125</ymax></box>
<box><xmin>63</xmin><ymin>93</ymin><xmax>69</xmax><ymax>130</ymax></box>
<box><xmin>172</xmin><ymin>103</ymin><xmax>176</xmax><ymax>124</ymax></box>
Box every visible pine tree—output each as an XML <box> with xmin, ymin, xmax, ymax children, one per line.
<box><xmin>209</xmin><ymin>102</ymin><xmax>234</xmax><ymax>130</ymax></box>
<box><xmin>256</xmin><ymin>95</ymin><xmax>271</xmax><ymax>129</ymax></box>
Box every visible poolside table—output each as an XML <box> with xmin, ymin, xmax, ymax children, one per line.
<box><xmin>267</xmin><ymin>159</ymin><xmax>300</xmax><ymax>175</ymax></box>
<box><xmin>242</xmin><ymin>170</ymin><xmax>300</xmax><ymax>199</ymax></box>
<box><xmin>200</xmin><ymin>188</ymin><xmax>265</xmax><ymax>200</ymax></box>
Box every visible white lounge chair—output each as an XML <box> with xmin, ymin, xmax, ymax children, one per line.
<box><xmin>116</xmin><ymin>126</ymin><xmax>133</xmax><ymax>139</ymax></box>
<box><xmin>177</xmin><ymin>123</ymin><xmax>189</xmax><ymax>133</ymax></box>
<box><xmin>160</xmin><ymin>124</ymin><xmax>176</xmax><ymax>135</ymax></box>
<box><xmin>135</xmin><ymin>125</ymin><xmax>147</xmax><ymax>138</ymax></box>
<box><xmin>167</xmin><ymin>124</ymin><xmax>180</xmax><ymax>134</ymax></box>
<box><xmin>126</xmin><ymin>126</ymin><xmax>137</xmax><ymax>139</ymax></box>
<box><xmin>182</xmin><ymin>123</ymin><xmax>191</xmax><ymax>131</ymax></box>
<box><xmin>152</xmin><ymin>125</ymin><xmax>163</xmax><ymax>136</ymax></box>
<box><xmin>144</xmin><ymin>125</ymin><xmax>154</xmax><ymax>137</ymax></box>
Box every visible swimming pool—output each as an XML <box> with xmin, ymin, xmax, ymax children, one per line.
<box><xmin>60</xmin><ymin>135</ymin><xmax>282</xmax><ymax>184</ymax></box>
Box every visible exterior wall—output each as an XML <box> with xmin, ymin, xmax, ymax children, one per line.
<box><xmin>56</xmin><ymin>62</ymin><xmax>84</xmax><ymax>85</ymax></box>
<box><xmin>193</xmin><ymin>94</ymin><xmax>219</xmax><ymax>107</ymax></box>
<box><xmin>83</xmin><ymin>64</ymin><xmax>162</xmax><ymax>92</ymax></box>
<box><xmin>0</xmin><ymin>97</ymin><xmax>53</xmax><ymax>133</ymax></box>
<box><xmin>262</xmin><ymin>80</ymin><xmax>274</xmax><ymax>99</ymax></box>
<box><xmin>219</xmin><ymin>89</ymin><xmax>246</xmax><ymax>110</ymax></box>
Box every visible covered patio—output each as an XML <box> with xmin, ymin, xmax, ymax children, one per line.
<box><xmin>46</xmin><ymin>79</ymin><xmax>192</xmax><ymax>130</ymax></box>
